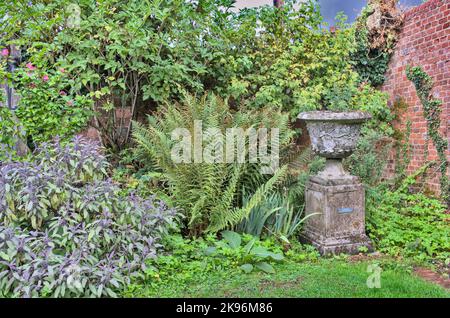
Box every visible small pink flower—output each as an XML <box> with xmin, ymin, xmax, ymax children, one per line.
<box><xmin>67</xmin><ymin>100</ymin><xmax>74</xmax><ymax>106</ymax></box>
<box><xmin>59</xmin><ymin>68</ymin><xmax>66</xmax><ymax>73</ymax></box>
<box><xmin>59</xmin><ymin>90</ymin><xmax>67</xmax><ymax>96</ymax></box>
<box><xmin>42</xmin><ymin>75</ymin><xmax>49</xmax><ymax>82</ymax></box>
<box><xmin>26</xmin><ymin>63</ymin><xmax>36</xmax><ymax>71</ymax></box>
<box><xmin>1</xmin><ymin>48</ymin><xmax>9</xmax><ymax>57</ymax></box>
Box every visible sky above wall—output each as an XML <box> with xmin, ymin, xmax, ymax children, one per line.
<box><xmin>234</xmin><ymin>0</ymin><xmax>424</xmax><ymax>25</ymax></box>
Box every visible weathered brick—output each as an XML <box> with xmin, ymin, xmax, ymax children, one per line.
<box><xmin>381</xmin><ymin>0</ymin><xmax>449</xmax><ymax>195</ymax></box>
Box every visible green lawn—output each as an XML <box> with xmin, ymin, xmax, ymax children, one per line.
<box><xmin>127</xmin><ymin>260</ymin><xmax>449</xmax><ymax>298</ymax></box>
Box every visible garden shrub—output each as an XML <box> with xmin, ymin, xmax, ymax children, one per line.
<box><xmin>223</xmin><ymin>5</ymin><xmax>360</xmax><ymax>116</ymax></box>
<box><xmin>132</xmin><ymin>93</ymin><xmax>293</xmax><ymax>236</ymax></box>
<box><xmin>367</xmin><ymin>170</ymin><xmax>450</xmax><ymax>265</ymax></box>
<box><xmin>13</xmin><ymin>65</ymin><xmax>92</xmax><ymax>147</ymax></box>
<box><xmin>0</xmin><ymin>137</ymin><xmax>177</xmax><ymax>297</ymax></box>
<box><xmin>1</xmin><ymin>0</ymin><xmax>392</xmax><ymax>152</ymax></box>
<box><xmin>345</xmin><ymin>128</ymin><xmax>393</xmax><ymax>187</ymax></box>
<box><xmin>344</xmin><ymin>85</ymin><xmax>394</xmax><ymax>187</ymax></box>
<box><xmin>1</xmin><ymin>0</ymin><xmax>230</xmax><ymax>151</ymax></box>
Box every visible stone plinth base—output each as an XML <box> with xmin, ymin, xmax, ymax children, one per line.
<box><xmin>300</xmin><ymin>232</ymin><xmax>372</xmax><ymax>255</ymax></box>
<box><xmin>301</xmin><ymin>174</ymin><xmax>373</xmax><ymax>255</ymax></box>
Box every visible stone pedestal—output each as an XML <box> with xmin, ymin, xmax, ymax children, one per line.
<box><xmin>300</xmin><ymin>161</ymin><xmax>373</xmax><ymax>255</ymax></box>
<box><xmin>297</xmin><ymin>111</ymin><xmax>373</xmax><ymax>255</ymax></box>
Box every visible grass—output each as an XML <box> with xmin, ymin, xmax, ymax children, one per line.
<box><xmin>126</xmin><ymin>259</ymin><xmax>450</xmax><ymax>298</ymax></box>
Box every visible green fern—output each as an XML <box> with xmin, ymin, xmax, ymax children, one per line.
<box><xmin>208</xmin><ymin>165</ymin><xmax>288</xmax><ymax>233</ymax></box>
<box><xmin>132</xmin><ymin>93</ymin><xmax>293</xmax><ymax>236</ymax></box>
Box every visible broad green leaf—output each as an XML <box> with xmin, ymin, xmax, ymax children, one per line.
<box><xmin>221</xmin><ymin>230</ymin><xmax>241</xmax><ymax>249</ymax></box>
<box><xmin>240</xmin><ymin>264</ymin><xmax>254</xmax><ymax>273</ymax></box>
<box><xmin>204</xmin><ymin>246</ymin><xmax>217</xmax><ymax>256</ymax></box>
<box><xmin>255</xmin><ymin>262</ymin><xmax>275</xmax><ymax>274</ymax></box>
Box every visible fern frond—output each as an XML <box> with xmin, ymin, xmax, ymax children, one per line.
<box><xmin>207</xmin><ymin>165</ymin><xmax>288</xmax><ymax>232</ymax></box>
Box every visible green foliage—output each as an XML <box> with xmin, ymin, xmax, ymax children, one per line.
<box><xmin>351</xmin><ymin>8</ymin><xmax>389</xmax><ymax>86</ymax></box>
<box><xmin>1</xmin><ymin>0</ymin><xmax>393</xmax><ymax>152</ymax></box>
<box><xmin>223</xmin><ymin>5</ymin><xmax>361</xmax><ymax>114</ymax></box>
<box><xmin>1</xmin><ymin>0</ymin><xmax>241</xmax><ymax>150</ymax></box>
<box><xmin>0</xmin><ymin>57</ymin><xmax>22</xmax><ymax>160</ymax></box>
<box><xmin>0</xmin><ymin>107</ymin><xmax>22</xmax><ymax>161</ymax></box>
<box><xmin>13</xmin><ymin>65</ymin><xmax>92</xmax><ymax>147</ymax></box>
<box><xmin>132</xmin><ymin>93</ymin><xmax>292</xmax><ymax>236</ymax></box>
<box><xmin>124</xmin><ymin>232</ymin><xmax>289</xmax><ymax>296</ymax></box>
<box><xmin>125</xmin><ymin>249</ymin><xmax>449</xmax><ymax>298</ymax></box>
<box><xmin>235</xmin><ymin>192</ymin><xmax>313</xmax><ymax>244</ymax></box>
<box><xmin>367</xmin><ymin>170</ymin><xmax>450</xmax><ymax>264</ymax></box>
<box><xmin>354</xmin><ymin>84</ymin><xmax>393</xmax><ymax>132</ymax></box>
<box><xmin>346</xmin><ymin>128</ymin><xmax>393</xmax><ymax>186</ymax></box>
<box><xmin>351</xmin><ymin>3</ymin><xmax>402</xmax><ymax>86</ymax></box>
<box><xmin>406</xmin><ymin>66</ymin><xmax>449</xmax><ymax>203</ymax></box>
<box><xmin>210</xmin><ymin>231</ymin><xmax>285</xmax><ymax>274</ymax></box>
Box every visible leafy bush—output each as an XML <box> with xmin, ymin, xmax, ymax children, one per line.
<box><xmin>13</xmin><ymin>65</ymin><xmax>92</xmax><ymax>147</ymax></box>
<box><xmin>0</xmin><ymin>0</ymin><xmax>234</xmax><ymax>150</ymax></box>
<box><xmin>367</xmin><ymin>171</ymin><xmax>450</xmax><ymax>265</ymax></box>
<box><xmin>0</xmin><ymin>137</ymin><xmax>177</xmax><ymax>297</ymax></box>
<box><xmin>223</xmin><ymin>5</ymin><xmax>360</xmax><ymax>115</ymax></box>
<box><xmin>345</xmin><ymin>128</ymin><xmax>393</xmax><ymax>187</ymax></box>
<box><xmin>1</xmin><ymin>0</ymin><xmax>392</xmax><ymax>151</ymax></box>
<box><xmin>132</xmin><ymin>93</ymin><xmax>293</xmax><ymax>236</ymax></box>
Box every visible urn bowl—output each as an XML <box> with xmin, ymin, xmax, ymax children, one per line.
<box><xmin>297</xmin><ymin>111</ymin><xmax>372</xmax><ymax>159</ymax></box>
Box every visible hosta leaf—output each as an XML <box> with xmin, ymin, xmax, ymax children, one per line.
<box><xmin>221</xmin><ymin>230</ymin><xmax>241</xmax><ymax>249</ymax></box>
<box><xmin>255</xmin><ymin>262</ymin><xmax>275</xmax><ymax>274</ymax></box>
<box><xmin>249</xmin><ymin>246</ymin><xmax>272</xmax><ymax>258</ymax></box>
<box><xmin>269</xmin><ymin>253</ymin><xmax>284</xmax><ymax>261</ymax></box>
<box><xmin>204</xmin><ymin>246</ymin><xmax>217</xmax><ymax>256</ymax></box>
<box><xmin>240</xmin><ymin>264</ymin><xmax>254</xmax><ymax>273</ymax></box>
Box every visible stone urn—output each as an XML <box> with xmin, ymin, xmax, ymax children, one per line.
<box><xmin>297</xmin><ymin>111</ymin><xmax>373</xmax><ymax>255</ymax></box>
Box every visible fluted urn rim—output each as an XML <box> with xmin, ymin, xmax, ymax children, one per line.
<box><xmin>298</xmin><ymin>111</ymin><xmax>372</xmax><ymax>123</ymax></box>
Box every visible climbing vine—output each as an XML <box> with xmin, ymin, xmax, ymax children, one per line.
<box><xmin>406</xmin><ymin>66</ymin><xmax>449</xmax><ymax>203</ymax></box>
<box><xmin>351</xmin><ymin>0</ymin><xmax>403</xmax><ymax>86</ymax></box>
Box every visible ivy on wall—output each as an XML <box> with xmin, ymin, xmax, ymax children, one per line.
<box><xmin>351</xmin><ymin>0</ymin><xmax>403</xmax><ymax>87</ymax></box>
<box><xmin>406</xmin><ymin>66</ymin><xmax>449</xmax><ymax>203</ymax></box>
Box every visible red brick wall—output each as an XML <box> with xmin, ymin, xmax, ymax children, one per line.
<box><xmin>381</xmin><ymin>0</ymin><xmax>449</xmax><ymax>194</ymax></box>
